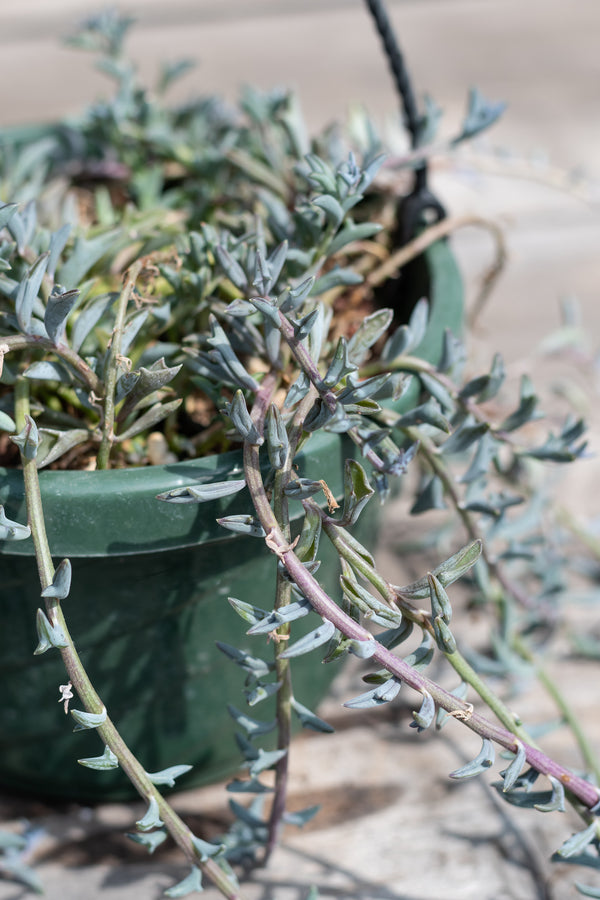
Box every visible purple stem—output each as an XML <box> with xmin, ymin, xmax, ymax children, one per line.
<box><xmin>243</xmin><ymin>417</ymin><xmax>600</xmax><ymax>811</ymax></box>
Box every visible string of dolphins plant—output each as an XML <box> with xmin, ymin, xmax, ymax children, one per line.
<box><xmin>2</xmin><ymin>8</ymin><xmax>600</xmax><ymax>899</ymax></box>
<box><xmin>6</xmin><ymin>239</ymin><xmax>600</xmax><ymax>896</ymax></box>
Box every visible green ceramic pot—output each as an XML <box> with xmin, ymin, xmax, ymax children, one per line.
<box><xmin>0</xmin><ymin>239</ymin><xmax>462</xmax><ymax>801</ymax></box>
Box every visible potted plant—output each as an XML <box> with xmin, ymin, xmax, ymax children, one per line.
<box><xmin>0</xmin><ymin>3</ymin><xmax>468</xmax><ymax>805</ymax></box>
<box><xmin>2</xmin><ymin>5</ymin><xmax>599</xmax><ymax>899</ymax></box>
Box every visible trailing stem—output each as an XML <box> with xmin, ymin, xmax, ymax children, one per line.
<box><xmin>262</xmin><ymin>386</ymin><xmax>319</xmax><ymax>861</ymax></box>
<box><xmin>242</xmin><ymin>404</ymin><xmax>600</xmax><ymax>811</ymax></box>
<box><xmin>14</xmin><ymin>382</ymin><xmax>244</xmax><ymax>900</ymax></box>
<box><xmin>265</xmin><ymin>441</ymin><xmax>293</xmax><ymax>861</ymax></box>
<box><xmin>314</xmin><ymin>507</ymin><xmax>536</xmax><ymax>748</ymax></box>
<box><xmin>2</xmin><ymin>334</ymin><xmax>102</xmax><ymax>396</ymax></box>
<box><xmin>96</xmin><ymin>258</ymin><xmax>143</xmax><ymax>469</ymax></box>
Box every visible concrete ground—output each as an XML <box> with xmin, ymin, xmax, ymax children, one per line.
<box><xmin>2</xmin><ymin>1</ymin><xmax>600</xmax><ymax>898</ymax></box>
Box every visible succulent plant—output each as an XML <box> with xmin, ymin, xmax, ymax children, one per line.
<box><xmin>2</xmin><ymin>7</ymin><xmax>600</xmax><ymax>900</ymax></box>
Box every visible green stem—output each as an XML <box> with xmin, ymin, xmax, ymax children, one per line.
<box><xmin>239</xmin><ymin>372</ymin><xmax>294</xmax><ymax>863</ymax></box>
<box><xmin>15</xmin><ymin>383</ymin><xmax>244</xmax><ymax>900</ymax></box>
<box><xmin>396</xmin><ymin>424</ymin><xmax>600</xmax><ymax>794</ymax></box>
<box><xmin>96</xmin><ymin>259</ymin><xmax>142</xmax><ymax>469</ymax></box>
<box><xmin>265</xmin><ymin>444</ymin><xmax>293</xmax><ymax>862</ymax></box>
<box><xmin>403</xmin><ymin>424</ymin><xmax>546</xmax><ymax>616</ymax></box>
<box><xmin>444</xmin><ymin>647</ymin><xmax>536</xmax><ymax>748</ymax></box>
<box><xmin>514</xmin><ymin>635</ymin><xmax>600</xmax><ymax>785</ymax></box>
<box><xmin>557</xmin><ymin>506</ymin><xmax>600</xmax><ymax>564</ymax></box>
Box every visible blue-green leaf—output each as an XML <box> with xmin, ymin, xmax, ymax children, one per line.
<box><xmin>311</xmin><ymin>193</ymin><xmax>344</xmax><ymax>227</ymax></box>
<box><xmin>347</xmin><ymin>637</ymin><xmax>377</xmax><ymax>658</ymax></box>
<box><xmin>116</xmin><ymin>398</ymin><xmax>182</xmax><ymax>445</ymax></box>
<box><xmin>15</xmin><ymin>253</ymin><xmax>49</xmax><ymax>333</ymax></box>
<box><xmin>164</xmin><ymin>866</ymin><xmax>203</xmax><ymax>897</ymax></box>
<box><xmin>322</xmin><ymin>337</ymin><xmax>357</xmax><ymax>390</ymax></box>
<box><xmin>10</xmin><ymin>415</ymin><xmax>40</xmax><ymax>459</ymax></box>
<box><xmin>44</xmin><ymin>288</ymin><xmax>79</xmax><ymax>344</ymax></box>
<box><xmin>71</xmin><ymin>292</ymin><xmax>116</xmax><ymax>352</ymax></box>
<box><xmin>59</xmin><ymin>228</ymin><xmax>120</xmax><ymax>288</ymax></box>
<box><xmin>459</xmin><ymin>353</ymin><xmax>505</xmax><ymax>402</ymax></box>
<box><xmin>501</xmin><ymin>741</ymin><xmax>526</xmax><ymax>792</ymax></box>
<box><xmin>0</xmin><ymin>506</ymin><xmax>31</xmax><ymax>541</ymax></box>
<box><xmin>23</xmin><ymin>361</ymin><xmax>73</xmax><ymax>384</ymax></box>
<box><xmin>228</xmin><ymin>597</ymin><xmax>271</xmax><ymax>626</ymax></box>
<box><xmin>226</xmin><ymin>390</ymin><xmax>263</xmax><ymax>445</ymax></box>
<box><xmin>395</xmin><ymin>398</ymin><xmax>451</xmax><ymax>432</ymax></box>
<box><xmin>7</xmin><ymin>201</ymin><xmax>36</xmax><ymax>254</ymax></box>
<box><xmin>136</xmin><ymin>796</ymin><xmax>164</xmax><ymax>832</ymax></box>
<box><xmin>341</xmin><ymin>459</ymin><xmax>374</xmax><ymax>526</ymax></box>
<box><xmin>227</xmin><ymin>778</ymin><xmax>273</xmax><ymax>794</ymax></box>
<box><xmin>460</xmin><ymin>432</ymin><xmax>499</xmax><ymax>484</ymax></box>
<box><xmin>248</xmin><ymin>748</ymin><xmax>287</xmax><ymax>777</ymax></box>
<box><xmin>126</xmin><ymin>830</ymin><xmax>167</xmax><ymax>854</ymax></box>
<box><xmin>0</xmin><ymin>853</ymin><xmax>43</xmax><ymax>894</ymax></box>
<box><xmin>402</xmin><ymin>632</ymin><xmax>434</xmax><ymax>670</ymax></box>
<box><xmin>311</xmin><ymin>266</ymin><xmax>362</xmax><ymax>296</ymax></box>
<box><xmin>449</xmin><ymin>738</ymin><xmax>495</xmax><ymax>780</ymax></box>
<box><xmin>246</xmin><ymin>610</ymin><xmax>287</xmax><ymax>635</ymax></box>
<box><xmin>403</xmin><ymin>297</ymin><xmax>429</xmax><ymax>352</ymax></box>
<box><xmin>576</xmin><ymin>884</ymin><xmax>600</xmax><ymax>898</ymax></box>
<box><xmin>227</xmin><ymin>705</ymin><xmax>275</xmax><ymax>737</ymax></box>
<box><xmin>284</xmin><ymin>478</ymin><xmax>323</xmax><ymax>499</ymax></box>
<box><xmin>217</xmin><ymin>515</ymin><xmax>266</xmax><ymax>538</ymax></box>
<box><xmin>207</xmin><ymin>315</ymin><xmax>258</xmax><ymax>392</ymax></box>
<box><xmin>410</xmin><ymin>475</ymin><xmax>446</xmax><ymax>514</ymax></box>
<box><xmin>245</xmin><ymin>681</ymin><xmax>282</xmax><ymax>707</ymax></box>
<box><xmin>0</xmin><ymin>411</ymin><xmax>16</xmax><ymax>432</ymax></box>
<box><xmin>34</xmin><ymin>608</ymin><xmax>68</xmax><ymax>654</ymax></box>
<box><xmin>291</xmin><ymin>697</ymin><xmax>334</xmax><ymax>733</ymax></box>
<box><xmin>376</xmin><ymin>620</ymin><xmax>414</xmax><ymax>650</ymax></box>
<box><xmin>279</xmin><ymin>620</ymin><xmax>335</xmax><ymax>658</ymax></box>
<box><xmin>344</xmin><ymin>677</ymin><xmax>401</xmax><ymax>709</ymax></box>
<box><xmin>500</xmin><ymin>375</ymin><xmax>539</xmax><ymax>432</ymax></box>
<box><xmin>292</xmin><ymin>306</ymin><xmax>320</xmax><ymax>342</ymax></box>
<box><xmin>78</xmin><ymin>745</ymin><xmax>119</xmax><ymax>770</ymax></box>
<box><xmin>410</xmin><ymin>691</ymin><xmax>435</xmax><ymax>732</ymax></box>
<box><xmin>279</xmin><ymin>275</ymin><xmax>316</xmax><ymax>312</ymax></box>
<box><xmin>454</xmin><ymin>88</ymin><xmax>506</xmax><ymax>143</ymax></box>
<box><xmin>145</xmin><ymin>765</ymin><xmax>193</xmax><ymax>788</ymax></box>
<box><xmin>337</xmin><ymin>371</ymin><xmax>392</xmax><ymax>405</ymax></box>
<box><xmin>265</xmin><ymin>403</ymin><xmax>289</xmax><ymax>469</ymax></box>
<box><xmin>215</xmin><ymin>642</ymin><xmax>272</xmax><ymax>677</ymax></box>
<box><xmin>71</xmin><ymin>706</ymin><xmax>107</xmax><ymax>730</ymax></box>
<box><xmin>328</xmin><ymin>222</ymin><xmax>382</xmax><ymax>256</ymax></box>
<box><xmin>534</xmin><ymin>775</ymin><xmax>565</xmax><ymax>812</ymax></box>
<box><xmin>433</xmin><ymin>616</ymin><xmax>457</xmax><ymax>653</ymax></box>
<box><xmin>156</xmin><ymin>479</ymin><xmax>246</xmax><ymax>503</ymax></box>
<box><xmin>282</xmin><ymin>805</ymin><xmax>321</xmax><ymax>827</ymax></box>
<box><xmin>228</xmin><ymin>796</ymin><xmax>266</xmax><ymax>831</ymax></box>
<box><xmin>427</xmin><ymin>573</ymin><xmax>452</xmax><ymax>623</ymax></box>
<box><xmin>347</xmin><ymin>308</ymin><xmax>393</xmax><ymax>365</ymax></box>
<box><xmin>0</xmin><ymin>202</ymin><xmax>17</xmax><ymax>231</ymax></box>
<box><xmin>397</xmin><ymin>540</ymin><xmax>482</xmax><ymax>600</ymax></box>
<box><xmin>284</xmin><ymin>371</ymin><xmax>311</xmax><ymax>408</ymax></box>
<box><xmin>441</xmin><ymin>421</ymin><xmax>489</xmax><ymax>456</ymax></box>
<box><xmin>47</xmin><ymin>223</ymin><xmax>71</xmax><ymax>278</ymax></box>
<box><xmin>41</xmin><ymin>558</ymin><xmax>72</xmax><ymax>600</ymax></box>
<box><xmin>558</xmin><ymin>822</ymin><xmax>598</xmax><ymax>859</ymax></box>
<box><xmin>340</xmin><ymin>575</ymin><xmax>402</xmax><ymax>627</ymax></box>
